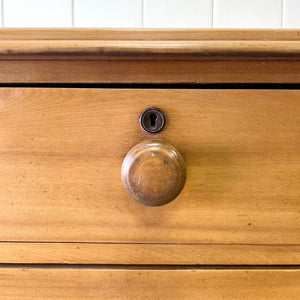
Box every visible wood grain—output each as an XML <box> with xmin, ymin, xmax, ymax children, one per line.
<box><xmin>0</xmin><ymin>243</ymin><xmax>299</xmax><ymax>265</ymax></box>
<box><xmin>1</xmin><ymin>60</ymin><xmax>300</xmax><ymax>84</ymax></box>
<box><xmin>0</xmin><ymin>268</ymin><xmax>299</xmax><ymax>299</ymax></box>
<box><xmin>0</xmin><ymin>28</ymin><xmax>300</xmax><ymax>40</ymax></box>
<box><xmin>0</xmin><ymin>29</ymin><xmax>299</xmax><ymax>83</ymax></box>
<box><xmin>1</xmin><ymin>40</ymin><xmax>300</xmax><ymax>60</ymax></box>
<box><xmin>0</xmin><ymin>88</ymin><xmax>298</xmax><ymax>245</ymax></box>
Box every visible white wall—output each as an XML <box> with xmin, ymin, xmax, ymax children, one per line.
<box><xmin>0</xmin><ymin>0</ymin><xmax>299</xmax><ymax>28</ymax></box>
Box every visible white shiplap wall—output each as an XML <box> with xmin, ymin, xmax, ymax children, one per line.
<box><xmin>0</xmin><ymin>0</ymin><xmax>299</xmax><ymax>28</ymax></box>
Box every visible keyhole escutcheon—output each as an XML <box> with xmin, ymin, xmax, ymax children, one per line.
<box><xmin>139</xmin><ymin>107</ymin><xmax>166</xmax><ymax>133</ymax></box>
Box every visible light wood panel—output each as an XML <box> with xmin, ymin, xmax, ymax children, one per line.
<box><xmin>1</xmin><ymin>60</ymin><xmax>300</xmax><ymax>84</ymax></box>
<box><xmin>0</xmin><ymin>243</ymin><xmax>299</xmax><ymax>265</ymax></box>
<box><xmin>0</xmin><ymin>29</ymin><xmax>299</xmax><ymax>83</ymax></box>
<box><xmin>1</xmin><ymin>40</ymin><xmax>300</xmax><ymax>60</ymax></box>
<box><xmin>0</xmin><ymin>88</ymin><xmax>298</xmax><ymax>245</ymax></box>
<box><xmin>0</xmin><ymin>60</ymin><xmax>300</xmax><ymax>84</ymax></box>
<box><xmin>0</xmin><ymin>28</ymin><xmax>300</xmax><ymax>40</ymax></box>
<box><xmin>0</xmin><ymin>268</ymin><xmax>299</xmax><ymax>299</ymax></box>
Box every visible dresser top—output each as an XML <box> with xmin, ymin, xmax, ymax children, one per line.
<box><xmin>0</xmin><ymin>29</ymin><xmax>299</xmax><ymax>84</ymax></box>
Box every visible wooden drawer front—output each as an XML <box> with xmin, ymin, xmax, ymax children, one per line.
<box><xmin>0</xmin><ymin>88</ymin><xmax>299</xmax><ymax>246</ymax></box>
<box><xmin>1</xmin><ymin>268</ymin><xmax>299</xmax><ymax>299</ymax></box>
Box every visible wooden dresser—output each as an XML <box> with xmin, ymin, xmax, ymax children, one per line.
<box><xmin>0</xmin><ymin>29</ymin><xmax>299</xmax><ymax>299</ymax></box>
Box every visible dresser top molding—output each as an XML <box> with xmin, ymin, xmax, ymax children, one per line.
<box><xmin>0</xmin><ymin>29</ymin><xmax>300</xmax><ymax>83</ymax></box>
<box><xmin>0</xmin><ymin>28</ymin><xmax>300</xmax><ymax>60</ymax></box>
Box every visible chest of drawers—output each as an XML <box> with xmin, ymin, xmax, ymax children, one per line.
<box><xmin>0</xmin><ymin>29</ymin><xmax>299</xmax><ymax>299</ymax></box>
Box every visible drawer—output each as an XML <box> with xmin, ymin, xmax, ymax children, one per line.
<box><xmin>0</xmin><ymin>88</ymin><xmax>299</xmax><ymax>253</ymax></box>
<box><xmin>1</xmin><ymin>267</ymin><xmax>299</xmax><ymax>299</ymax></box>
<box><xmin>0</xmin><ymin>29</ymin><xmax>299</xmax><ymax>300</ymax></box>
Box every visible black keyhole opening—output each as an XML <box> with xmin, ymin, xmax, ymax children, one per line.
<box><xmin>150</xmin><ymin>113</ymin><xmax>157</xmax><ymax>128</ymax></box>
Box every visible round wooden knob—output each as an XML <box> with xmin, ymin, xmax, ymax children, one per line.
<box><xmin>121</xmin><ymin>141</ymin><xmax>186</xmax><ymax>206</ymax></box>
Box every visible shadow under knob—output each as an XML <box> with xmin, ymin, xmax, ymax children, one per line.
<box><xmin>121</xmin><ymin>141</ymin><xmax>186</xmax><ymax>206</ymax></box>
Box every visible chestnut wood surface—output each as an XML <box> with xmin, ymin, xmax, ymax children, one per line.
<box><xmin>0</xmin><ymin>243</ymin><xmax>299</xmax><ymax>265</ymax></box>
<box><xmin>0</xmin><ymin>29</ymin><xmax>299</xmax><ymax>83</ymax></box>
<box><xmin>0</xmin><ymin>29</ymin><xmax>298</xmax><ymax>297</ymax></box>
<box><xmin>1</xmin><ymin>28</ymin><xmax>300</xmax><ymax>40</ymax></box>
<box><xmin>1</xmin><ymin>60</ymin><xmax>299</xmax><ymax>84</ymax></box>
<box><xmin>0</xmin><ymin>88</ymin><xmax>298</xmax><ymax>248</ymax></box>
<box><xmin>0</xmin><ymin>268</ymin><xmax>299</xmax><ymax>299</ymax></box>
<box><xmin>1</xmin><ymin>40</ymin><xmax>300</xmax><ymax>60</ymax></box>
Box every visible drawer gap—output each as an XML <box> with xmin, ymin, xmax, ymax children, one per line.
<box><xmin>0</xmin><ymin>264</ymin><xmax>300</xmax><ymax>270</ymax></box>
<box><xmin>0</xmin><ymin>83</ymin><xmax>299</xmax><ymax>89</ymax></box>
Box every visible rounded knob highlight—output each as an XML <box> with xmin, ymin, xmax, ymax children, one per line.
<box><xmin>121</xmin><ymin>141</ymin><xmax>186</xmax><ymax>206</ymax></box>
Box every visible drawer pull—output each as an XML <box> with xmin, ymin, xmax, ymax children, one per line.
<box><xmin>121</xmin><ymin>141</ymin><xmax>186</xmax><ymax>206</ymax></box>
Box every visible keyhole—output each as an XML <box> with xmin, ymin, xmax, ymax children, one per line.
<box><xmin>150</xmin><ymin>113</ymin><xmax>157</xmax><ymax>128</ymax></box>
<box><xmin>139</xmin><ymin>107</ymin><xmax>165</xmax><ymax>133</ymax></box>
